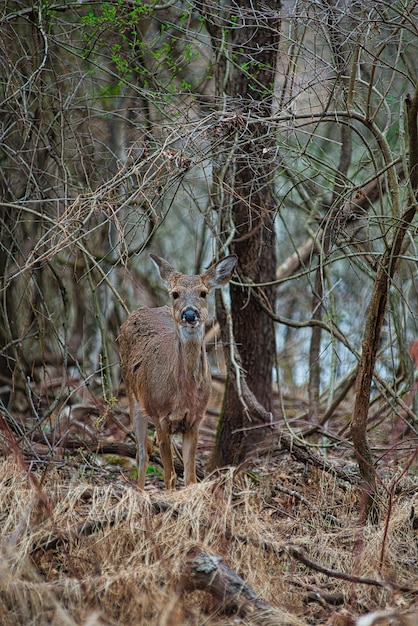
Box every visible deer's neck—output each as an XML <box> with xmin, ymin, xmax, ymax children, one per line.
<box><xmin>175</xmin><ymin>328</ymin><xmax>208</xmax><ymax>381</ymax></box>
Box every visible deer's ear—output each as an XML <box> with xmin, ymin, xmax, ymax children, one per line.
<box><xmin>150</xmin><ymin>254</ymin><xmax>179</xmax><ymax>283</ymax></box>
<box><xmin>204</xmin><ymin>255</ymin><xmax>237</xmax><ymax>289</ymax></box>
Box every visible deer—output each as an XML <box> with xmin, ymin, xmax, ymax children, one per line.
<box><xmin>119</xmin><ymin>253</ymin><xmax>237</xmax><ymax>489</ymax></box>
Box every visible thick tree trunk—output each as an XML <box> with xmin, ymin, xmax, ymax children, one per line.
<box><xmin>213</xmin><ymin>219</ymin><xmax>277</xmax><ymax>466</ymax></box>
<box><xmin>204</xmin><ymin>0</ymin><xmax>281</xmax><ymax>467</ymax></box>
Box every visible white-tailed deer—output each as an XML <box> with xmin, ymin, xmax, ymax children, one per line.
<box><xmin>119</xmin><ymin>253</ymin><xmax>237</xmax><ymax>489</ymax></box>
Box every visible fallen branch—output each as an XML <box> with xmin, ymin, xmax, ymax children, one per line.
<box><xmin>276</xmin><ymin>432</ymin><xmax>359</xmax><ymax>485</ymax></box>
<box><xmin>32</xmin><ymin>515</ymin><xmax>123</xmax><ymax>553</ymax></box>
<box><xmin>287</xmin><ymin>545</ymin><xmax>418</xmax><ymax>594</ymax></box>
<box><xmin>29</xmin><ymin>431</ymin><xmax>205</xmax><ymax>480</ymax></box>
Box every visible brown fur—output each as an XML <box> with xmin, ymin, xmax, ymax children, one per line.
<box><xmin>119</xmin><ymin>254</ymin><xmax>237</xmax><ymax>489</ymax></box>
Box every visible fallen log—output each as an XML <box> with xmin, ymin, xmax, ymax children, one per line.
<box><xmin>179</xmin><ymin>544</ymin><xmax>287</xmax><ymax>625</ymax></box>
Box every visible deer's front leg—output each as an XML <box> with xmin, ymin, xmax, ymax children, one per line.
<box><xmin>182</xmin><ymin>424</ymin><xmax>199</xmax><ymax>486</ymax></box>
<box><xmin>156</xmin><ymin>424</ymin><xmax>176</xmax><ymax>489</ymax></box>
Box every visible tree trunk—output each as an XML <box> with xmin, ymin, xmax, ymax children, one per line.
<box><xmin>351</xmin><ymin>86</ymin><xmax>418</xmax><ymax>521</ymax></box>
<box><xmin>203</xmin><ymin>0</ymin><xmax>281</xmax><ymax>467</ymax></box>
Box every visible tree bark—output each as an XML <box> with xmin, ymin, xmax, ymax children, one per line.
<box><xmin>204</xmin><ymin>0</ymin><xmax>281</xmax><ymax>467</ymax></box>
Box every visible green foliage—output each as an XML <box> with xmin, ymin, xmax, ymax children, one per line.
<box><xmin>79</xmin><ymin>2</ymin><xmax>200</xmax><ymax>91</ymax></box>
<box><xmin>146</xmin><ymin>464</ymin><xmax>164</xmax><ymax>478</ymax></box>
<box><xmin>81</xmin><ymin>1</ymin><xmax>151</xmax><ymax>80</ymax></box>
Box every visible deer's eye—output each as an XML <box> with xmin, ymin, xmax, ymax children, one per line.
<box><xmin>200</xmin><ymin>291</ymin><xmax>207</xmax><ymax>299</ymax></box>
<box><xmin>172</xmin><ymin>292</ymin><xmax>179</xmax><ymax>300</ymax></box>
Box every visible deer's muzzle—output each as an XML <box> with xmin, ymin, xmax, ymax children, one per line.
<box><xmin>181</xmin><ymin>308</ymin><xmax>200</xmax><ymax>326</ymax></box>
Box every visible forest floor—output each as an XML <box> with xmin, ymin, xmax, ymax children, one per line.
<box><xmin>0</xmin><ymin>380</ymin><xmax>418</xmax><ymax>626</ymax></box>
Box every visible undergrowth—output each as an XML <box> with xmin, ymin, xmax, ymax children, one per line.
<box><xmin>0</xmin><ymin>455</ymin><xmax>417</xmax><ymax>625</ymax></box>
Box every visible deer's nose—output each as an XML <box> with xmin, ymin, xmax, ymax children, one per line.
<box><xmin>182</xmin><ymin>308</ymin><xmax>200</xmax><ymax>325</ymax></box>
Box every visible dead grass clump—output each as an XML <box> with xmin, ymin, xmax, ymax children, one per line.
<box><xmin>0</xmin><ymin>457</ymin><xmax>417</xmax><ymax>625</ymax></box>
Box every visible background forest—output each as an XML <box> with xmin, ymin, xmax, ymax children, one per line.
<box><xmin>0</xmin><ymin>1</ymin><xmax>417</xmax><ymax>625</ymax></box>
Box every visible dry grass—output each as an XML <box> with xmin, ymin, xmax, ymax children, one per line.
<box><xmin>0</xmin><ymin>454</ymin><xmax>417</xmax><ymax>626</ymax></box>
